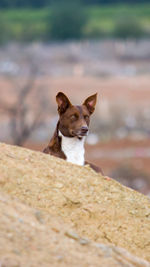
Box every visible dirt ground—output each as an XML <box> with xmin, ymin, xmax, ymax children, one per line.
<box><xmin>0</xmin><ymin>142</ymin><xmax>150</xmax><ymax>266</ymax></box>
<box><xmin>26</xmin><ymin>138</ymin><xmax>150</xmax><ymax>175</ymax></box>
<box><xmin>85</xmin><ymin>139</ymin><xmax>150</xmax><ymax>174</ymax></box>
<box><xmin>1</xmin><ymin>75</ymin><xmax>150</xmax><ymax>106</ymax></box>
<box><xmin>25</xmin><ymin>138</ymin><xmax>150</xmax><ymax>195</ymax></box>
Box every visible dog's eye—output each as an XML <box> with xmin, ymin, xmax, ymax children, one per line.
<box><xmin>84</xmin><ymin>115</ymin><xmax>89</xmax><ymax>120</ymax></box>
<box><xmin>70</xmin><ymin>115</ymin><xmax>78</xmax><ymax>121</ymax></box>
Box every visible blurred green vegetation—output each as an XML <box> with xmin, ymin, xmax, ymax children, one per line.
<box><xmin>0</xmin><ymin>0</ymin><xmax>150</xmax><ymax>8</ymax></box>
<box><xmin>0</xmin><ymin>4</ymin><xmax>150</xmax><ymax>42</ymax></box>
<box><xmin>48</xmin><ymin>0</ymin><xmax>86</xmax><ymax>40</ymax></box>
<box><xmin>84</xmin><ymin>4</ymin><xmax>150</xmax><ymax>38</ymax></box>
<box><xmin>113</xmin><ymin>16</ymin><xmax>144</xmax><ymax>38</ymax></box>
<box><xmin>0</xmin><ymin>9</ymin><xmax>47</xmax><ymax>42</ymax></box>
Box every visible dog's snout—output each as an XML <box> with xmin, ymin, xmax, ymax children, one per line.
<box><xmin>81</xmin><ymin>126</ymin><xmax>88</xmax><ymax>133</ymax></box>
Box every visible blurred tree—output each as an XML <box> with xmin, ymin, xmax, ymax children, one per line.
<box><xmin>0</xmin><ymin>15</ymin><xmax>9</xmax><ymax>44</ymax></box>
<box><xmin>82</xmin><ymin>0</ymin><xmax>150</xmax><ymax>3</ymax></box>
<box><xmin>0</xmin><ymin>60</ymin><xmax>49</xmax><ymax>146</ymax></box>
<box><xmin>114</xmin><ymin>16</ymin><xmax>144</xmax><ymax>39</ymax></box>
<box><xmin>0</xmin><ymin>0</ymin><xmax>51</xmax><ymax>8</ymax></box>
<box><xmin>47</xmin><ymin>0</ymin><xmax>87</xmax><ymax>40</ymax></box>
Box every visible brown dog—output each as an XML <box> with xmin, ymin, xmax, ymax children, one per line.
<box><xmin>43</xmin><ymin>92</ymin><xmax>103</xmax><ymax>173</ymax></box>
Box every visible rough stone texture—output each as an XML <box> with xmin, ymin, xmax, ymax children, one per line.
<box><xmin>0</xmin><ymin>142</ymin><xmax>150</xmax><ymax>266</ymax></box>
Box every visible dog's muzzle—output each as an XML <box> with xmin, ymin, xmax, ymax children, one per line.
<box><xmin>80</xmin><ymin>126</ymin><xmax>88</xmax><ymax>136</ymax></box>
<box><xmin>72</xmin><ymin>126</ymin><xmax>89</xmax><ymax>138</ymax></box>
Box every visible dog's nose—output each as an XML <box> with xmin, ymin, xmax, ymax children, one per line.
<box><xmin>81</xmin><ymin>126</ymin><xmax>88</xmax><ymax>134</ymax></box>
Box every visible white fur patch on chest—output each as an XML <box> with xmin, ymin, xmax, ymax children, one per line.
<box><xmin>59</xmin><ymin>131</ymin><xmax>85</xmax><ymax>166</ymax></box>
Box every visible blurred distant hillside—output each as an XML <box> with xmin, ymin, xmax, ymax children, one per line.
<box><xmin>0</xmin><ymin>1</ymin><xmax>150</xmax><ymax>42</ymax></box>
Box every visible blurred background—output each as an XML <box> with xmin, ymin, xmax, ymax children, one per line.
<box><xmin>0</xmin><ymin>0</ymin><xmax>150</xmax><ymax>195</ymax></box>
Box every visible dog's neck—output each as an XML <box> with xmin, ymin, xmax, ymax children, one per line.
<box><xmin>58</xmin><ymin>131</ymin><xmax>85</xmax><ymax>166</ymax></box>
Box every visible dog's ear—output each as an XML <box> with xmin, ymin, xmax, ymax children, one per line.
<box><xmin>83</xmin><ymin>93</ymin><xmax>97</xmax><ymax>114</ymax></box>
<box><xmin>56</xmin><ymin>92</ymin><xmax>72</xmax><ymax>114</ymax></box>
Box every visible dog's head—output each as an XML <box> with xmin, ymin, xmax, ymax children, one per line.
<box><xmin>56</xmin><ymin>92</ymin><xmax>97</xmax><ymax>139</ymax></box>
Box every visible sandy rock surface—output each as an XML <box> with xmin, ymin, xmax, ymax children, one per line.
<box><xmin>0</xmin><ymin>142</ymin><xmax>150</xmax><ymax>266</ymax></box>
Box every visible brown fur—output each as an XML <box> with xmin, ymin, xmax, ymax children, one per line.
<box><xmin>43</xmin><ymin>92</ymin><xmax>103</xmax><ymax>174</ymax></box>
<box><xmin>43</xmin><ymin>122</ymin><xmax>66</xmax><ymax>160</ymax></box>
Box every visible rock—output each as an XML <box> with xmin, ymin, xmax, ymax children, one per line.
<box><xmin>0</xmin><ymin>142</ymin><xmax>150</xmax><ymax>266</ymax></box>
